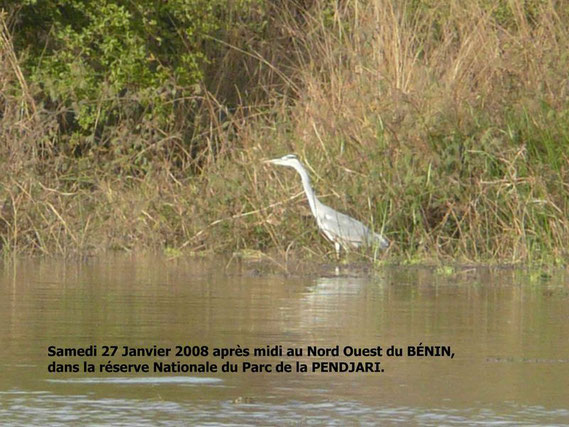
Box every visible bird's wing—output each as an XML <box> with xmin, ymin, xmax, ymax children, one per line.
<box><xmin>317</xmin><ymin>205</ymin><xmax>388</xmax><ymax>249</ymax></box>
<box><xmin>318</xmin><ymin>207</ymin><xmax>371</xmax><ymax>247</ymax></box>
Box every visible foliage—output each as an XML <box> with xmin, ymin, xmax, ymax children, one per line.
<box><xmin>3</xmin><ymin>0</ymin><xmax>253</xmax><ymax>172</ymax></box>
<box><xmin>1</xmin><ymin>0</ymin><xmax>569</xmax><ymax>264</ymax></box>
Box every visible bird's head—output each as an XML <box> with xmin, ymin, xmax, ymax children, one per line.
<box><xmin>265</xmin><ymin>154</ymin><xmax>301</xmax><ymax>168</ymax></box>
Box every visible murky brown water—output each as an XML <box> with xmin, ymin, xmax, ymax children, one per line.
<box><xmin>1</xmin><ymin>255</ymin><xmax>568</xmax><ymax>425</ymax></box>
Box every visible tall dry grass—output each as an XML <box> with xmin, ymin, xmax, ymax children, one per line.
<box><xmin>1</xmin><ymin>1</ymin><xmax>569</xmax><ymax>263</ymax></box>
<box><xmin>243</xmin><ymin>0</ymin><xmax>569</xmax><ymax>263</ymax></box>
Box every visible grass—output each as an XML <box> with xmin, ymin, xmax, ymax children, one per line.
<box><xmin>1</xmin><ymin>1</ymin><xmax>569</xmax><ymax>264</ymax></box>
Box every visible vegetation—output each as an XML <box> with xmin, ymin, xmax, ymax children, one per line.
<box><xmin>1</xmin><ymin>0</ymin><xmax>568</xmax><ymax>264</ymax></box>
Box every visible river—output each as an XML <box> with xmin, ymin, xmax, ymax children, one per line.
<box><xmin>1</xmin><ymin>255</ymin><xmax>568</xmax><ymax>424</ymax></box>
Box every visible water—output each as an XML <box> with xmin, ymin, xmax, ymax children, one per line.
<box><xmin>1</xmin><ymin>255</ymin><xmax>568</xmax><ymax>425</ymax></box>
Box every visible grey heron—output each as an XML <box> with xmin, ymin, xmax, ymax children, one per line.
<box><xmin>266</xmin><ymin>154</ymin><xmax>389</xmax><ymax>257</ymax></box>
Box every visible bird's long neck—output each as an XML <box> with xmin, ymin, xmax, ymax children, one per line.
<box><xmin>292</xmin><ymin>163</ymin><xmax>321</xmax><ymax>218</ymax></box>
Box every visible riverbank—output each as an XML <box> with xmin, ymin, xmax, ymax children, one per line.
<box><xmin>1</xmin><ymin>1</ymin><xmax>568</xmax><ymax>263</ymax></box>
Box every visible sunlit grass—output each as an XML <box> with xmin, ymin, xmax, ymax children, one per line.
<box><xmin>1</xmin><ymin>1</ymin><xmax>568</xmax><ymax>264</ymax></box>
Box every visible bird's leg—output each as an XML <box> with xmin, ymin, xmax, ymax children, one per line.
<box><xmin>334</xmin><ymin>242</ymin><xmax>341</xmax><ymax>260</ymax></box>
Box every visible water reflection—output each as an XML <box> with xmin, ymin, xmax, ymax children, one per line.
<box><xmin>0</xmin><ymin>256</ymin><xmax>568</xmax><ymax>424</ymax></box>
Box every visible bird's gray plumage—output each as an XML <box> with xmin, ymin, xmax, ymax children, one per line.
<box><xmin>266</xmin><ymin>154</ymin><xmax>389</xmax><ymax>257</ymax></box>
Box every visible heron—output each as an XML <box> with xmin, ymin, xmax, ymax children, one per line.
<box><xmin>265</xmin><ymin>154</ymin><xmax>389</xmax><ymax>257</ymax></box>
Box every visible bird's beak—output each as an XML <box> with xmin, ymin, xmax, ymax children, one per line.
<box><xmin>264</xmin><ymin>158</ymin><xmax>278</xmax><ymax>165</ymax></box>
